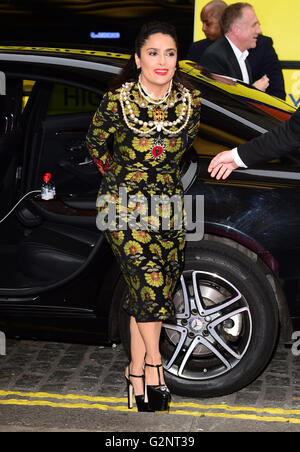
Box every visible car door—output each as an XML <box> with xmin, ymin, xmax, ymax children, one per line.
<box><xmin>0</xmin><ymin>75</ymin><xmax>24</xmax><ymax>217</ymax></box>
<box><xmin>23</xmin><ymin>80</ymin><xmax>104</xmax><ymax>196</ymax></box>
<box><xmin>0</xmin><ymin>73</ymin><xmax>112</xmax><ymax>308</ymax></box>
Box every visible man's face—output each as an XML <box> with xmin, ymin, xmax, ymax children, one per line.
<box><xmin>201</xmin><ymin>7</ymin><xmax>222</xmax><ymax>41</ymax></box>
<box><xmin>235</xmin><ymin>7</ymin><xmax>262</xmax><ymax>50</ymax></box>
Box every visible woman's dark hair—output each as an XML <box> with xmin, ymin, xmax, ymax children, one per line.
<box><xmin>109</xmin><ymin>21</ymin><xmax>194</xmax><ymax>91</ymax></box>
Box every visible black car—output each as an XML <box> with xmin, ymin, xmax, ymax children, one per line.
<box><xmin>0</xmin><ymin>46</ymin><xmax>297</xmax><ymax>398</ymax></box>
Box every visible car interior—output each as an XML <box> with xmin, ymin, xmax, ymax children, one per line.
<box><xmin>0</xmin><ymin>72</ymin><xmax>108</xmax><ymax>291</ymax></box>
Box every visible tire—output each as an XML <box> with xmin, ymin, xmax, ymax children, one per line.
<box><xmin>119</xmin><ymin>240</ymin><xmax>279</xmax><ymax>398</ymax></box>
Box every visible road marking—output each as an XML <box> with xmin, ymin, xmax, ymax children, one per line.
<box><xmin>1</xmin><ymin>390</ymin><xmax>300</xmax><ymax>424</ymax></box>
<box><xmin>0</xmin><ymin>390</ymin><xmax>127</xmax><ymax>404</ymax></box>
<box><xmin>0</xmin><ymin>398</ymin><xmax>131</xmax><ymax>411</ymax></box>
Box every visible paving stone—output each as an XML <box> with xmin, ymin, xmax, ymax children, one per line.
<box><xmin>264</xmin><ymin>387</ymin><xmax>288</xmax><ymax>402</ymax></box>
<box><xmin>40</xmin><ymin>384</ymin><xmax>66</xmax><ymax>393</ymax></box>
<box><xmin>67</xmin><ymin>378</ymin><xmax>100</xmax><ymax>393</ymax></box>
<box><xmin>48</xmin><ymin>370</ymin><xmax>75</xmax><ymax>383</ymax></box>
<box><xmin>234</xmin><ymin>392</ymin><xmax>260</xmax><ymax>405</ymax></box>
<box><xmin>265</xmin><ymin>375</ymin><xmax>290</xmax><ymax>387</ymax></box>
<box><xmin>14</xmin><ymin>374</ymin><xmax>43</xmax><ymax>389</ymax></box>
<box><xmin>80</xmin><ymin>365</ymin><xmax>103</xmax><ymax>379</ymax></box>
<box><xmin>28</xmin><ymin>362</ymin><xmax>54</xmax><ymax>374</ymax></box>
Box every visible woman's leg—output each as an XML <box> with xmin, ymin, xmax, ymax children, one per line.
<box><xmin>136</xmin><ymin>320</ymin><xmax>166</xmax><ymax>386</ymax></box>
<box><xmin>128</xmin><ymin>316</ymin><xmax>146</xmax><ymax>395</ymax></box>
<box><xmin>129</xmin><ymin>318</ymin><xmax>165</xmax><ymax>388</ymax></box>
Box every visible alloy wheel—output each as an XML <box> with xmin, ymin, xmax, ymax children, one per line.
<box><xmin>162</xmin><ymin>270</ymin><xmax>253</xmax><ymax>380</ymax></box>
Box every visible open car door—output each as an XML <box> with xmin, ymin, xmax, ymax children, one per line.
<box><xmin>0</xmin><ymin>74</ymin><xmax>24</xmax><ymax>217</ymax></box>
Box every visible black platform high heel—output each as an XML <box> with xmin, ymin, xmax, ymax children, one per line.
<box><xmin>125</xmin><ymin>368</ymin><xmax>154</xmax><ymax>412</ymax></box>
<box><xmin>144</xmin><ymin>363</ymin><xmax>171</xmax><ymax>412</ymax></box>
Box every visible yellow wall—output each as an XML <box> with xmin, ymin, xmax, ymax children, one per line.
<box><xmin>193</xmin><ymin>0</ymin><xmax>300</xmax><ymax>107</ymax></box>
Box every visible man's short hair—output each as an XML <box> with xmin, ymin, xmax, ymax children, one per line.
<box><xmin>220</xmin><ymin>2</ymin><xmax>253</xmax><ymax>34</ymax></box>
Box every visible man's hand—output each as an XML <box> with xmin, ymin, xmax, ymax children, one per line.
<box><xmin>252</xmin><ymin>74</ymin><xmax>269</xmax><ymax>92</ymax></box>
<box><xmin>208</xmin><ymin>150</ymin><xmax>238</xmax><ymax>180</ymax></box>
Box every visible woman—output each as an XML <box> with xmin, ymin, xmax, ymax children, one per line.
<box><xmin>86</xmin><ymin>21</ymin><xmax>201</xmax><ymax>412</ymax></box>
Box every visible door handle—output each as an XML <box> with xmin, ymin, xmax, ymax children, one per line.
<box><xmin>10</xmin><ymin>113</ymin><xmax>14</xmax><ymax>132</ymax></box>
<box><xmin>4</xmin><ymin>115</ymin><xmax>8</xmax><ymax>134</ymax></box>
<box><xmin>2</xmin><ymin>113</ymin><xmax>14</xmax><ymax>134</ymax></box>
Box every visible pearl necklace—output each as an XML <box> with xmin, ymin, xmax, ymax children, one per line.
<box><xmin>138</xmin><ymin>75</ymin><xmax>172</xmax><ymax>105</ymax></box>
<box><xmin>120</xmin><ymin>81</ymin><xmax>192</xmax><ymax>136</ymax></box>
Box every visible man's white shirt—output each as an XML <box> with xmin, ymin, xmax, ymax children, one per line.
<box><xmin>225</xmin><ymin>36</ymin><xmax>250</xmax><ymax>84</ymax></box>
<box><xmin>232</xmin><ymin>147</ymin><xmax>247</xmax><ymax>167</ymax></box>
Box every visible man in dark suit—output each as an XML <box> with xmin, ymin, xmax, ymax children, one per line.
<box><xmin>200</xmin><ymin>33</ymin><xmax>257</xmax><ymax>84</ymax></box>
<box><xmin>188</xmin><ymin>1</ymin><xmax>286</xmax><ymax>100</ymax></box>
<box><xmin>208</xmin><ymin>107</ymin><xmax>300</xmax><ymax>179</ymax></box>
<box><xmin>187</xmin><ymin>1</ymin><xmax>227</xmax><ymax>63</ymax></box>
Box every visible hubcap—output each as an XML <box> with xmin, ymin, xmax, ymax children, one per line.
<box><xmin>162</xmin><ymin>271</ymin><xmax>252</xmax><ymax>380</ymax></box>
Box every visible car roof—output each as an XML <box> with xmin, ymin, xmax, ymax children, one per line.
<box><xmin>0</xmin><ymin>45</ymin><xmax>130</xmax><ymax>67</ymax></box>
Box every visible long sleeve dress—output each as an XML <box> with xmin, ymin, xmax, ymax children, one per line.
<box><xmin>86</xmin><ymin>80</ymin><xmax>201</xmax><ymax>323</ymax></box>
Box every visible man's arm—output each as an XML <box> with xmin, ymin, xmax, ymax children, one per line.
<box><xmin>208</xmin><ymin>107</ymin><xmax>300</xmax><ymax>179</ymax></box>
<box><xmin>238</xmin><ymin>107</ymin><xmax>300</xmax><ymax>166</ymax></box>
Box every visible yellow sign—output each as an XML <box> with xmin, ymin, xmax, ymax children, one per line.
<box><xmin>193</xmin><ymin>0</ymin><xmax>300</xmax><ymax>107</ymax></box>
<box><xmin>283</xmin><ymin>70</ymin><xmax>300</xmax><ymax>108</ymax></box>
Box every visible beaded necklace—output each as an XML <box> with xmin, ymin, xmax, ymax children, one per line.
<box><xmin>138</xmin><ymin>75</ymin><xmax>172</xmax><ymax>105</ymax></box>
<box><xmin>120</xmin><ymin>81</ymin><xmax>192</xmax><ymax>136</ymax></box>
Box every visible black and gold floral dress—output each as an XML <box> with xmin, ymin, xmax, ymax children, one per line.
<box><xmin>86</xmin><ymin>81</ymin><xmax>201</xmax><ymax>323</ymax></box>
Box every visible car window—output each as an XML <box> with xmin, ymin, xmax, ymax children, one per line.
<box><xmin>192</xmin><ymin>102</ymin><xmax>261</xmax><ymax>159</ymax></box>
<box><xmin>46</xmin><ymin>84</ymin><xmax>101</xmax><ymax>116</ymax></box>
<box><xmin>22</xmin><ymin>80</ymin><xmax>35</xmax><ymax>111</ymax></box>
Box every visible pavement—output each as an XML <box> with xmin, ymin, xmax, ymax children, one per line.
<box><xmin>0</xmin><ymin>338</ymin><xmax>300</xmax><ymax>433</ymax></box>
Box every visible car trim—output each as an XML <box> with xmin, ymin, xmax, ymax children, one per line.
<box><xmin>0</xmin><ymin>46</ymin><xmax>130</xmax><ymax>60</ymax></box>
<box><xmin>181</xmin><ymin>160</ymin><xmax>198</xmax><ymax>191</ymax></box>
<box><xmin>201</xmin><ymin>99</ymin><xmax>268</xmax><ymax>134</ymax></box>
<box><xmin>0</xmin><ymin>53</ymin><xmax>121</xmax><ymax>74</ymax></box>
<box><xmin>236</xmin><ymin>169</ymin><xmax>300</xmax><ymax>180</ymax></box>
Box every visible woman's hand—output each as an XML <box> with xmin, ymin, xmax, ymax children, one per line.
<box><xmin>208</xmin><ymin>150</ymin><xmax>238</xmax><ymax>180</ymax></box>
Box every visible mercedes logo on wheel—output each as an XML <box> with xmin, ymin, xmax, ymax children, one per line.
<box><xmin>189</xmin><ymin>318</ymin><xmax>203</xmax><ymax>332</ymax></box>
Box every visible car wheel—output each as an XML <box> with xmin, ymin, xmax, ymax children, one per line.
<box><xmin>119</xmin><ymin>239</ymin><xmax>279</xmax><ymax>398</ymax></box>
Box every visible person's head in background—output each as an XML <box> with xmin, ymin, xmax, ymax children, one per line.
<box><xmin>220</xmin><ymin>3</ymin><xmax>262</xmax><ymax>52</ymax></box>
<box><xmin>201</xmin><ymin>0</ymin><xmax>227</xmax><ymax>41</ymax></box>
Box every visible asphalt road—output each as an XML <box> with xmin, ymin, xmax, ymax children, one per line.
<box><xmin>1</xmin><ymin>338</ymin><xmax>300</xmax><ymax>433</ymax></box>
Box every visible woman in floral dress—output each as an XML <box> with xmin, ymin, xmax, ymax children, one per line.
<box><xmin>86</xmin><ymin>21</ymin><xmax>201</xmax><ymax>412</ymax></box>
